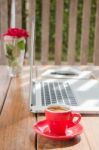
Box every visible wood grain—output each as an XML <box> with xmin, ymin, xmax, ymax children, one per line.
<box><xmin>0</xmin><ymin>66</ymin><xmax>11</xmax><ymax>113</ymax></box>
<box><xmin>67</xmin><ymin>0</ymin><xmax>78</xmax><ymax>65</ymax></box>
<box><xmin>80</xmin><ymin>0</ymin><xmax>91</xmax><ymax>65</ymax></box>
<box><xmin>55</xmin><ymin>0</ymin><xmax>64</xmax><ymax>65</ymax></box>
<box><xmin>0</xmin><ymin>0</ymin><xmax>8</xmax><ymax>64</ymax></box>
<box><xmin>82</xmin><ymin>116</ymin><xmax>99</xmax><ymax>150</ymax></box>
<box><xmin>41</xmin><ymin>0</ymin><xmax>50</xmax><ymax>65</ymax></box>
<box><xmin>0</xmin><ymin>67</ymin><xmax>36</xmax><ymax>150</ymax></box>
<box><xmin>15</xmin><ymin>0</ymin><xmax>22</xmax><ymax>28</ymax></box>
<box><xmin>94</xmin><ymin>0</ymin><xmax>99</xmax><ymax>65</ymax></box>
<box><xmin>27</xmin><ymin>0</ymin><xmax>36</xmax><ymax>59</ymax></box>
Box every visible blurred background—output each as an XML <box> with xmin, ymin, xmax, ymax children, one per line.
<box><xmin>0</xmin><ymin>0</ymin><xmax>97</xmax><ymax>64</ymax></box>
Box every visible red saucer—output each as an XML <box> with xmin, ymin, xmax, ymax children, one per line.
<box><xmin>33</xmin><ymin>119</ymin><xmax>83</xmax><ymax>140</ymax></box>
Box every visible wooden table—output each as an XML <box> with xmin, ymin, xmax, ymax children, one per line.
<box><xmin>0</xmin><ymin>65</ymin><xmax>99</xmax><ymax>150</ymax></box>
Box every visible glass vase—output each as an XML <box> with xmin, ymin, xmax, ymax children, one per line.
<box><xmin>4</xmin><ymin>36</ymin><xmax>26</xmax><ymax>77</ymax></box>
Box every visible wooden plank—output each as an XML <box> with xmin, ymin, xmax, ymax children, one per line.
<box><xmin>15</xmin><ymin>0</ymin><xmax>22</xmax><ymax>28</ymax></box>
<box><xmin>27</xmin><ymin>0</ymin><xmax>36</xmax><ymax>60</ymax></box>
<box><xmin>28</xmin><ymin>0</ymin><xmax>36</xmax><ymax>32</ymax></box>
<box><xmin>8</xmin><ymin>0</ymin><xmax>12</xmax><ymax>27</ymax></box>
<box><xmin>67</xmin><ymin>0</ymin><xmax>78</xmax><ymax>65</ymax></box>
<box><xmin>80</xmin><ymin>0</ymin><xmax>91</xmax><ymax>65</ymax></box>
<box><xmin>94</xmin><ymin>0</ymin><xmax>99</xmax><ymax>65</ymax></box>
<box><xmin>0</xmin><ymin>0</ymin><xmax>8</xmax><ymax>64</ymax></box>
<box><xmin>0</xmin><ymin>66</ymin><xmax>36</xmax><ymax>150</ymax></box>
<box><xmin>55</xmin><ymin>0</ymin><xmax>64</xmax><ymax>65</ymax></box>
<box><xmin>41</xmin><ymin>0</ymin><xmax>50</xmax><ymax>65</ymax></box>
<box><xmin>37</xmin><ymin>115</ymin><xmax>90</xmax><ymax>150</ymax></box>
<box><xmin>82</xmin><ymin>116</ymin><xmax>99</xmax><ymax>150</ymax></box>
<box><xmin>0</xmin><ymin>66</ymin><xmax>11</xmax><ymax>113</ymax></box>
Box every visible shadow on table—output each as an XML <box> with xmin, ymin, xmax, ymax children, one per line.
<box><xmin>36</xmin><ymin>135</ymin><xmax>81</xmax><ymax>149</ymax></box>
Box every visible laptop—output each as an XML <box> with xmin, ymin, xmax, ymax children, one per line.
<box><xmin>30</xmin><ymin>78</ymin><xmax>99</xmax><ymax>114</ymax></box>
<box><xmin>29</xmin><ymin>18</ymin><xmax>99</xmax><ymax>114</ymax></box>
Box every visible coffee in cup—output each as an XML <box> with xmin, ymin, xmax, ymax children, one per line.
<box><xmin>47</xmin><ymin>105</ymin><xmax>69</xmax><ymax>112</ymax></box>
<box><xmin>45</xmin><ymin>104</ymin><xmax>81</xmax><ymax>135</ymax></box>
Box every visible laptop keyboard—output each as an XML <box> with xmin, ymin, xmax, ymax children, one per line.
<box><xmin>41</xmin><ymin>81</ymin><xmax>78</xmax><ymax>106</ymax></box>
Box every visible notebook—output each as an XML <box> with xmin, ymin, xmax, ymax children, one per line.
<box><xmin>41</xmin><ymin>67</ymin><xmax>93</xmax><ymax>79</ymax></box>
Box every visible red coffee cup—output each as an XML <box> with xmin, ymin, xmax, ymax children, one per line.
<box><xmin>45</xmin><ymin>105</ymin><xmax>81</xmax><ymax>135</ymax></box>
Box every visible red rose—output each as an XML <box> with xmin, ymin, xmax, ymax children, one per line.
<box><xmin>3</xmin><ymin>28</ymin><xmax>29</xmax><ymax>38</ymax></box>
